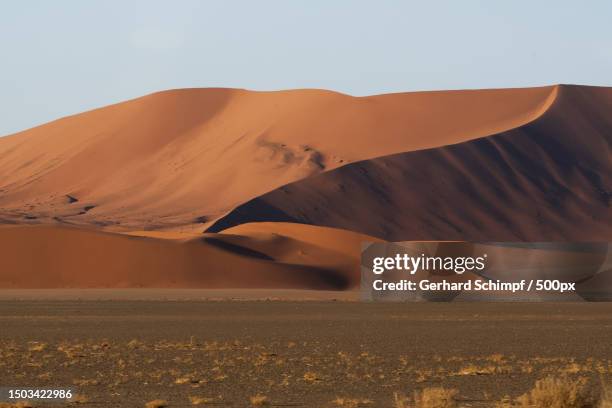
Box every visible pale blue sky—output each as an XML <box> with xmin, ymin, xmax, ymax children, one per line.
<box><xmin>1</xmin><ymin>0</ymin><xmax>611</xmax><ymax>136</ymax></box>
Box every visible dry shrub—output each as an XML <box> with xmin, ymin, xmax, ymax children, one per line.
<box><xmin>413</xmin><ymin>387</ymin><xmax>458</xmax><ymax>408</ymax></box>
<box><xmin>70</xmin><ymin>394</ymin><xmax>88</xmax><ymax>404</ymax></box>
<box><xmin>393</xmin><ymin>388</ymin><xmax>458</xmax><ymax>408</ymax></box>
<box><xmin>249</xmin><ymin>394</ymin><xmax>269</xmax><ymax>406</ymax></box>
<box><xmin>393</xmin><ymin>392</ymin><xmax>411</xmax><ymax>408</ymax></box>
<box><xmin>127</xmin><ymin>339</ymin><xmax>144</xmax><ymax>349</ymax></box>
<box><xmin>494</xmin><ymin>396</ymin><xmax>513</xmax><ymax>408</ymax></box>
<box><xmin>515</xmin><ymin>376</ymin><xmax>595</xmax><ymax>408</ymax></box>
<box><xmin>303</xmin><ymin>371</ymin><xmax>321</xmax><ymax>382</ymax></box>
<box><xmin>0</xmin><ymin>402</ymin><xmax>33</xmax><ymax>408</ymax></box>
<box><xmin>488</xmin><ymin>354</ymin><xmax>506</xmax><ymax>363</ymax></box>
<box><xmin>27</xmin><ymin>342</ymin><xmax>46</xmax><ymax>352</ymax></box>
<box><xmin>457</xmin><ymin>364</ymin><xmax>497</xmax><ymax>376</ymax></box>
<box><xmin>332</xmin><ymin>397</ymin><xmax>373</xmax><ymax>407</ymax></box>
<box><xmin>174</xmin><ymin>376</ymin><xmax>191</xmax><ymax>384</ymax></box>
<box><xmin>144</xmin><ymin>400</ymin><xmax>168</xmax><ymax>408</ymax></box>
<box><xmin>189</xmin><ymin>396</ymin><xmax>214</xmax><ymax>405</ymax></box>
<box><xmin>600</xmin><ymin>383</ymin><xmax>612</xmax><ymax>408</ymax></box>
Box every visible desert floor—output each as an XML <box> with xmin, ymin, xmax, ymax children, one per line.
<box><xmin>0</xmin><ymin>294</ymin><xmax>611</xmax><ymax>407</ymax></box>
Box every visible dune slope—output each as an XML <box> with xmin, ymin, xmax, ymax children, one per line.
<box><xmin>0</xmin><ymin>223</ymin><xmax>374</xmax><ymax>289</ymax></box>
<box><xmin>0</xmin><ymin>86</ymin><xmax>556</xmax><ymax>231</ymax></box>
<box><xmin>208</xmin><ymin>85</ymin><xmax>611</xmax><ymax>241</ymax></box>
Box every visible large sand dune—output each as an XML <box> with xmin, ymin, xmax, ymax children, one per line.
<box><xmin>0</xmin><ymin>86</ymin><xmax>556</xmax><ymax>231</ymax></box>
<box><xmin>0</xmin><ymin>84</ymin><xmax>609</xmax><ymax>288</ymax></box>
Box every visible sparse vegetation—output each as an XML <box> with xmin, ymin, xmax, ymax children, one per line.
<box><xmin>392</xmin><ymin>388</ymin><xmax>458</xmax><ymax>408</ymax></box>
<box><xmin>189</xmin><ymin>396</ymin><xmax>214</xmax><ymax>405</ymax></box>
<box><xmin>2</xmin><ymin>337</ymin><xmax>611</xmax><ymax>407</ymax></box>
<box><xmin>514</xmin><ymin>376</ymin><xmax>595</xmax><ymax>408</ymax></box>
<box><xmin>456</xmin><ymin>363</ymin><xmax>498</xmax><ymax>376</ymax></box>
<box><xmin>0</xmin><ymin>402</ymin><xmax>33</xmax><ymax>408</ymax></box>
<box><xmin>495</xmin><ymin>396</ymin><xmax>514</xmax><ymax>408</ymax></box>
<box><xmin>249</xmin><ymin>394</ymin><xmax>269</xmax><ymax>406</ymax></box>
<box><xmin>70</xmin><ymin>394</ymin><xmax>88</xmax><ymax>404</ymax></box>
<box><xmin>600</xmin><ymin>384</ymin><xmax>612</xmax><ymax>408</ymax></box>
<box><xmin>27</xmin><ymin>342</ymin><xmax>46</xmax><ymax>352</ymax></box>
<box><xmin>393</xmin><ymin>392</ymin><xmax>411</xmax><ymax>408</ymax></box>
<box><xmin>303</xmin><ymin>371</ymin><xmax>321</xmax><ymax>382</ymax></box>
<box><xmin>332</xmin><ymin>397</ymin><xmax>373</xmax><ymax>407</ymax></box>
<box><xmin>413</xmin><ymin>387</ymin><xmax>458</xmax><ymax>408</ymax></box>
<box><xmin>145</xmin><ymin>399</ymin><xmax>168</xmax><ymax>408</ymax></box>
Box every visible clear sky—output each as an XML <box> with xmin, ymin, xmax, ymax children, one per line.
<box><xmin>2</xmin><ymin>0</ymin><xmax>611</xmax><ymax>136</ymax></box>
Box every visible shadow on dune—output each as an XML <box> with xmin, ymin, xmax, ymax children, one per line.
<box><xmin>208</xmin><ymin>85</ymin><xmax>611</xmax><ymax>241</ymax></box>
<box><xmin>201</xmin><ymin>236</ymin><xmax>274</xmax><ymax>261</ymax></box>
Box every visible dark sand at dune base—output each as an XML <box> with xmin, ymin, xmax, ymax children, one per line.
<box><xmin>1</xmin><ymin>298</ymin><xmax>611</xmax><ymax>407</ymax></box>
<box><xmin>0</xmin><ymin>288</ymin><xmax>359</xmax><ymax>301</ymax></box>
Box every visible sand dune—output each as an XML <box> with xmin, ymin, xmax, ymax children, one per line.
<box><xmin>0</xmin><ymin>86</ymin><xmax>555</xmax><ymax>231</ymax></box>
<box><xmin>0</xmin><ymin>223</ymin><xmax>373</xmax><ymax>289</ymax></box>
<box><xmin>207</xmin><ymin>85</ymin><xmax>612</xmax><ymax>241</ymax></box>
<box><xmin>0</xmin><ymin>84</ymin><xmax>609</xmax><ymax>289</ymax></box>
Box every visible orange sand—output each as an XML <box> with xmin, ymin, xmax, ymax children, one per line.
<box><xmin>0</xmin><ymin>85</ymin><xmax>609</xmax><ymax>288</ymax></box>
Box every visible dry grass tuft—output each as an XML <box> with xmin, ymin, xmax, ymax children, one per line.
<box><xmin>487</xmin><ymin>353</ymin><xmax>506</xmax><ymax>363</ymax></box>
<box><xmin>456</xmin><ymin>364</ymin><xmax>497</xmax><ymax>376</ymax></box>
<box><xmin>27</xmin><ymin>342</ymin><xmax>46</xmax><ymax>352</ymax></box>
<box><xmin>494</xmin><ymin>395</ymin><xmax>513</xmax><ymax>408</ymax></box>
<box><xmin>515</xmin><ymin>376</ymin><xmax>595</xmax><ymax>408</ymax></box>
<box><xmin>189</xmin><ymin>396</ymin><xmax>214</xmax><ymax>405</ymax></box>
<box><xmin>145</xmin><ymin>400</ymin><xmax>168</xmax><ymax>408</ymax></box>
<box><xmin>303</xmin><ymin>371</ymin><xmax>321</xmax><ymax>382</ymax></box>
<box><xmin>332</xmin><ymin>397</ymin><xmax>373</xmax><ymax>407</ymax></box>
<box><xmin>393</xmin><ymin>392</ymin><xmax>411</xmax><ymax>408</ymax></box>
<box><xmin>249</xmin><ymin>394</ymin><xmax>269</xmax><ymax>406</ymax></box>
<box><xmin>70</xmin><ymin>394</ymin><xmax>88</xmax><ymax>404</ymax></box>
<box><xmin>0</xmin><ymin>402</ymin><xmax>33</xmax><ymax>408</ymax></box>
<box><xmin>413</xmin><ymin>387</ymin><xmax>458</xmax><ymax>408</ymax></box>
<box><xmin>174</xmin><ymin>376</ymin><xmax>192</xmax><ymax>384</ymax></box>
<box><xmin>127</xmin><ymin>339</ymin><xmax>144</xmax><ymax>349</ymax></box>
<box><xmin>72</xmin><ymin>378</ymin><xmax>99</xmax><ymax>386</ymax></box>
<box><xmin>600</xmin><ymin>384</ymin><xmax>612</xmax><ymax>408</ymax></box>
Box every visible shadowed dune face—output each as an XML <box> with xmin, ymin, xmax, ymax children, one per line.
<box><xmin>207</xmin><ymin>85</ymin><xmax>612</xmax><ymax>241</ymax></box>
<box><xmin>0</xmin><ymin>86</ymin><xmax>555</xmax><ymax>231</ymax></box>
<box><xmin>0</xmin><ymin>224</ymin><xmax>372</xmax><ymax>289</ymax></box>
